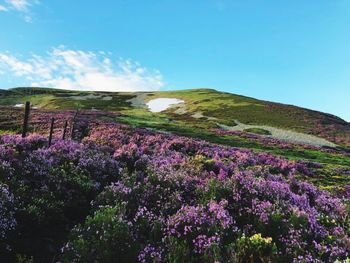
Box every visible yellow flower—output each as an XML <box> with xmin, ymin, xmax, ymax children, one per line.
<box><xmin>249</xmin><ymin>233</ymin><xmax>273</xmax><ymax>244</ymax></box>
<box><xmin>265</xmin><ymin>237</ymin><xmax>273</xmax><ymax>244</ymax></box>
<box><xmin>250</xmin><ymin>233</ymin><xmax>262</xmax><ymax>242</ymax></box>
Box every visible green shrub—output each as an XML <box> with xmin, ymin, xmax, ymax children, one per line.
<box><xmin>230</xmin><ymin>233</ymin><xmax>277</xmax><ymax>263</ymax></box>
<box><xmin>61</xmin><ymin>206</ymin><xmax>138</xmax><ymax>263</ymax></box>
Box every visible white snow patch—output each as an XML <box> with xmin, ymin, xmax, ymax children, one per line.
<box><xmin>14</xmin><ymin>104</ymin><xmax>24</xmax><ymax>108</ymax></box>
<box><xmin>147</xmin><ymin>98</ymin><xmax>184</xmax><ymax>113</ymax></box>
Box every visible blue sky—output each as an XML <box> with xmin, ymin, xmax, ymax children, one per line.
<box><xmin>0</xmin><ymin>1</ymin><xmax>349</xmax><ymax>120</ymax></box>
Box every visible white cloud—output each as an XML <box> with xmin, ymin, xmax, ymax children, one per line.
<box><xmin>0</xmin><ymin>4</ymin><xmax>8</xmax><ymax>11</ymax></box>
<box><xmin>0</xmin><ymin>47</ymin><xmax>165</xmax><ymax>92</ymax></box>
<box><xmin>5</xmin><ymin>0</ymin><xmax>30</xmax><ymax>11</ymax></box>
<box><xmin>1</xmin><ymin>0</ymin><xmax>39</xmax><ymax>21</ymax></box>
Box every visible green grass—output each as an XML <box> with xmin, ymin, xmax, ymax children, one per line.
<box><xmin>0</xmin><ymin>129</ymin><xmax>16</xmax><ymax>135</ymax></box>
<box><xmin>244</xmin><ymin>128</ymin><xmax>272</xmax><ymax>135</ymax></box>
<box><xmin>140</xmin><ymin>89</ymin><xmax>350</xmax><ymax>145</ymax></box>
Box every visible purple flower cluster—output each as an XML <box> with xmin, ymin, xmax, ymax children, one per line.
<box><xmin>85</xmin><ymin>122</ymin><xmax>350</xmax><ymax>262</ymax></box>
<box><xmin>138</xmin><ymin>244</ymin><xmax>163</xmax><ymax>263</ymax></box>
<box><xmin>0</xmin><ymin>118</ymin><xmax>349</xmax><ymax>262</ymax></box>
<box><xmin>0</xmin><ymin>184</ymin><xmax>16</xmax><ymax>239</ymax></box>
<box><xmin>0</xmin><ymin>134</ymin><xmax>125</xmax><ymax>261</ymax></box>
<box><xmin>166</xmin><ymin>200</ymin><xmax>234</xmax><ymax>254</ymax></box>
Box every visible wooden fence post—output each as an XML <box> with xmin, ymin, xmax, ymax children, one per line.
<box><xmin>71</xmin><ymin>109</ymin><xmax>79</xmax><ymax>140</ymax></box>
<box><xmin>62</xmin><ymin>120</ymin><xmax>68</xmax><ymax>140</ymax></box>
<box><xmin>21</xmin><ymin>101</ymin><xmax>30</xmax><ymax>138</ymax></box>
<box><xmin>48</xmin><ymin>117</ymin><xmax>55</xmax><ymax>147</ymax></box>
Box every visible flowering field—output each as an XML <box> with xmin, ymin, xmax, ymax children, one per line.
<box><xmin>0</xmin><ymin>108</ymin><xmax>349</xmax><ymax>263</ymax></box>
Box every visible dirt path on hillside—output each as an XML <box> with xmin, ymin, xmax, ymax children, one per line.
<box><xmin>219</xmin><ymin>120</ymin><xmax>337</xmax><ymax>148</ymax></box>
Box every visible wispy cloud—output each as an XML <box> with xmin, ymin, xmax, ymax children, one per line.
<box><xmin>1</xmin><ymin>0</ymin><xmax>39</xmax><ymax>21</ymax></box>
<box><xmin>0</xmin><ymin>46</ymin><xmax>165</xmax><ymax>92</ymax></box>
<box><xmin>6</xmin><ymin>0</ymin><xmax>31</xmax><ymax>11</ymax></box>
<box><xmin>0</xmin><ymin>4</ymin><xmax>8</xmax><ymax>11</ymax></box>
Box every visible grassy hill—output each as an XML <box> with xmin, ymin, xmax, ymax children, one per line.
<box><xmin>1</xmin><ymin>87</ymin><xmax>349</xmax><ymax>143</ymax></box>
<box><xmin>0</xmin><ymin>87</ymin><xmax>350</xmax><ymax>170</ymax></box>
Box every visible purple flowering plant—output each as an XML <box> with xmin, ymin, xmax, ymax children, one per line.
<box><xmin>0</xmin><ymin>116</ymin><xmax>349</xmax><ymax>262</ymax></box>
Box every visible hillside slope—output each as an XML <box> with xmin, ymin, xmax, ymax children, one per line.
<box><xmin>0</xmin><ymin>87</ymin><xmax>350</xmax><ymax>192</ymax></box>
<box><xmin>0</xmin><ymin>87</ymin><xmax>349</xmax><ymax>147</ymax></box>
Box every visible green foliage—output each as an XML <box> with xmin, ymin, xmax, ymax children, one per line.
<box><xmin>166</xmin><ymin>237</ymin><xmax>220</xmax><ymax>263</ymax></box>
<box><xmin>61</xmin><ymin>206</ymin><xmax>138</xmax><ymax>263</ymax></box>
<box><xmin>244</xmin><ymin>128</ymin><xmax>272</xmax><ymax>135</ymax></box>
<box><xmin>230</xmin><ymin>233</ymin><xmax>277</xmax><ymax>263</ymax></box>
<box><xmin>15</xmin><ymin>254</ymin><xmax>34</xmax><ymax>263</ymax></box>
